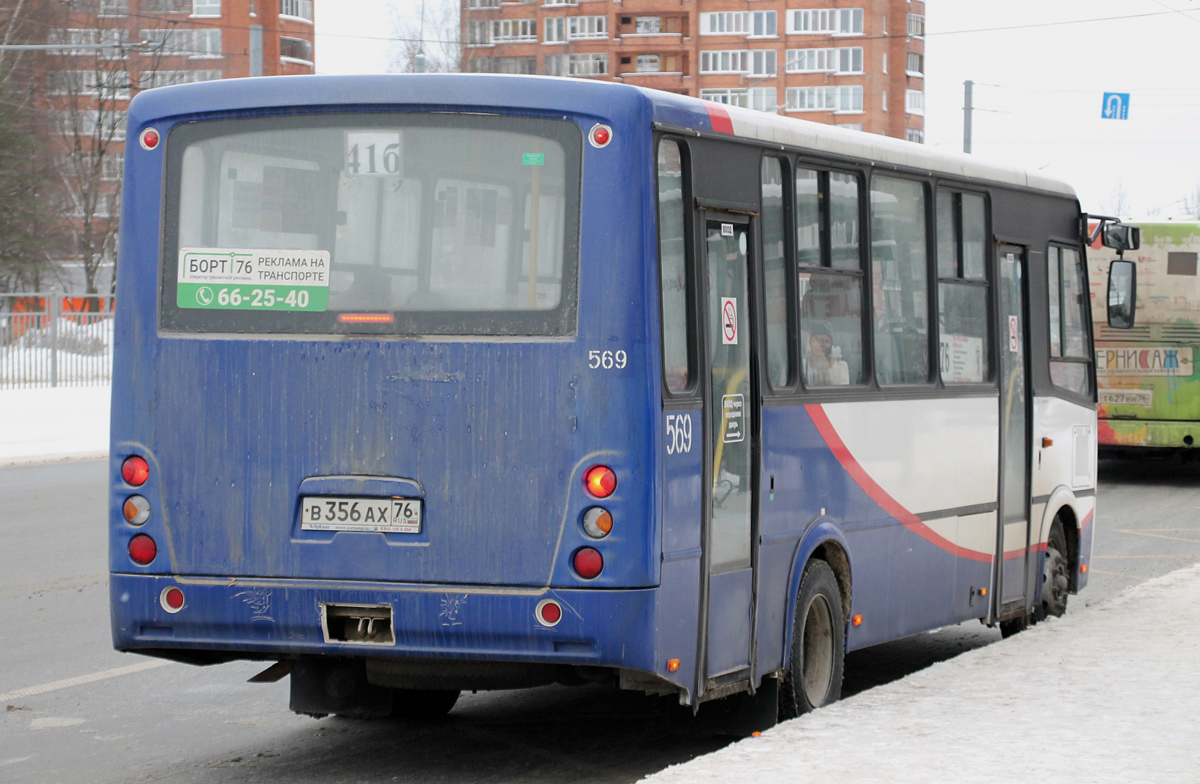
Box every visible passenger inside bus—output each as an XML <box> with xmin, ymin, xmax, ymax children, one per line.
<box><xmin>803</xmin><ymin>321</ymin><xmax>850</xmax><ymax>386</ymax></box>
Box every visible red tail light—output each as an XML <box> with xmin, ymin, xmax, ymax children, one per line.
<box><xmin>122</xmin><ymin>456</ymin><xmax>149</xmax><ymax>487</ymax></box>
<box><xmin>161</xmin><ymin>587</ymin><xmax>185</xmax><ymax>612</ymax></box>
<box><xmin>535</xmin><ymin>599</ymin><xmax>562</xmax><ymax>627</ymax></box>
<box><xmin>573</xmin><ymin>547</ymin><xmax>603</xmax><ymax>579</ymax></box>
<box><xmin>583</xmin><ymin>465</ymin><xmax>616</xmax><ymax>498</ymax></box>
<box><xmin>129</xmin><ymin>534</ymin><xmax>157</xmax><ymax>565</ymax></box>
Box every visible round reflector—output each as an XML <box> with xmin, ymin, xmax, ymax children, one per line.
<box><xmin>123</xmin><ymin>495</ymin><xmax>151</xmax><ymax>525</ymax></box>
<box><xmin>582</xmin><ymin>507</ymin><xmax>613</xmax><ymax>539</ymax></box>
<box><xmin>583</xmin><ymin>465</ymin><xmax>616</xmax><ymax>498</ymax></box>
<box><xmin>122</xmin><ymin>456</ymin><xmax>150</xmax><ymax>487</ymax></box>
<box><xmin>129</xmin><ymin>534</ymin><xmax>157</xmax><ymax>565</ymax></box>
<box><xmin>589</xmin><ymin>123</ymin><xmax>613</xmax><ymax>148</ymax></box>
<box><xmin>535</xmin><ymin>599</ymin><xmax>562</xmax><ymax>627</ymax></box>
<box><xmin>140</xmin><ymin>127</ymin><xmax>160</xmax><ymax>150</ymax></box>
<box><xmin>573</xmin><ymin>547</ymin><xmax>603</xmax><ymax>579</ymax></box>
<box><xmin>160</xmin><ymin>587</ymin><xmax>185</xmax><ymax>613</ymax></box>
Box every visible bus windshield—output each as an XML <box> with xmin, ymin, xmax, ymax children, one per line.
<box><xmin>161</xmin><ymin>113</ymin><xmax>581</xmax><ymax>336</ymax></box>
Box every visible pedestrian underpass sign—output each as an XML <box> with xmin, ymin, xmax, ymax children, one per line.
<box><xmin>1102</xmin><ymin>92</ymin><xmax>1130</xmax><ymax>120</ymax></box>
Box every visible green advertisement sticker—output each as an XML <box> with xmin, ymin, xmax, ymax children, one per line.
<box><xmin>177</xmin><ymin>283</ymin><xmax>328</xmax><ymax>311</ymax></box>
<box><xmin>523</xmin><ymin>153</ymin><xmax>545</xmax><ymax>166</ymax></box>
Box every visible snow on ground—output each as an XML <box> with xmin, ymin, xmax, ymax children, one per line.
<box><xmin>645</xmin><ymin>564</ymin><xmax>1200</xmax><ymax>783</ymax></box>
<box><xmin>0</xmin><ymin>386</ymin><xmax>110</xmax><ymax>466</ymax></box>
<box><xmin>3</xmin><ymin>386</ymin><xmax>1199</xmax><ymax>781</ymax></box>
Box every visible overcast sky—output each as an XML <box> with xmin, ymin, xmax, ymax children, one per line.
<box><xmin>315</xmin><ymin>0</ymin><xmax>1200</xmax><ymax>218</ymax></box>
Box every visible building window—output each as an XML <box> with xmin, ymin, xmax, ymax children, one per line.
<box><xmin>700</xmin><ymin>88</ymin><xmax>776</xmax><ymax>113</ymax></box>
<box><xmin>140</xmin><ymin>28</ymin><xmax>222</xmax><ymax>58</ymax></box>
<box><xmin>279</xmin><ymin>36</ymin><xmax>313</xmax><ymax>63</ymax></box>
<box><xmin>636</xmin><ymin>54</ymin><xmax>660</xmax><ymax>73</ymax></box>
<box><xmin>491</xmin><ymin>18</ymin><xmax>537</xmax><ymax>43</ymax></box>
<box><xmin>635</xmin><ymin>16</ymin><xmax>661</xmax><ymax>34</ymax></box>
<box><xmin>906</xmin><ymin>52</ymin><xmax>924</xmax><ymax>76</ymax></box>
<box><xmin>700</xmin><ymin>12</ymin><xmax>748</xmax><ymax>35</ymax></box>
<box><xmin>102</xmin><ymin>153</ymin><xmax>124</xmax><ymax>181</ymax></box>
<box><xmin>567</xmin><ymin>15</ymin><xmax>607</xmax><ymax>40</ymax></box>
<box><xmin>280</xmin><ymin>0</ymin><xmax>314</xmax><ymax>19</ymax></box>
<box><xmin>545</xmin><ymin>53</ymin><xmax>607</xmax><ymax>76</ymax></box>
<box><xmin>787</xmin><ymin>8</ymin><xmax>863</xmax><ymax>35</ymax></box>
<box><xmin>467</xmin><ymin>20</ymin><xmax>490</xmax><ymax>45</ymax></box>
<box><xmin>192</xmin><ymin>0</ymin><xmax>220</xmax><ymax>16</ymax></box>
<box><xmin>786</xmin><ymin>85</ymin><xmax>861</xmax><ymax>113</ymax></box>
<box><xmin>750</xmin><ymin>11</ymin><xmax>776</xmax><ymax>37</ymax></box>
<box><xmin>750</xmin><ymin>50</ymin><xmax>775</xmax><ymax>77</ymax></box>
<box><xmin>47</xmin><ymin>28</ymin><xmax>128</xmax><ymax>58</ymax></box>
<box><xmin>906</xmin><ymin>128</ymin><xmax>924</xmax><ymax>143</ymax></box>
<box><xmin>544</xmin><ymin>17</ymin><xmax>565</xmax><ymax>43</ymax></box>
<box><xmin>48</xmin><ymin>69</ymin><xmax>130</xmax><ymax>99</ymax></box>
<box><xmin>141</xmin><ymin>0</ymin><xmax>191</xmax><ymax>12</ymax></box>
<box><xmin>907</xmin><ymin>14</ymin><xmax>925</xmax><ymax>37</ymax></box>
<box><xmin>140</xmin><ymin>69</ymin><xmax>221</xmax><ymax>89</ymax></box>
<box><xmin>701</xmin><ymin>50</ymin><xmax>749</xmax><ymax>74</ymax></box>
<box><xmin>467</xmin><ymin>56</ymin><xmax>492</xmax><ymax>72</ymax></box>
<box><xmin>468</xmin><ymin>0</ymin><xmax>500</xmax><ymax>7</ymax></box>
<box><xmin>785</xmin><ymin>47</ymin><xmax>862</xmax><ymax>74</ymax></box>
<box><xmin>99</xmin><ymin>0</ymin><xmax>128</xmax><ymax>16</ymax></box>
<box><xmin>906</xmin><ymin>89</ymin><xmax>925</xmax><ymax>115</ymax></box>
<box><xmin>495</xmin><ymin>56</ymin><xmax>537</xmax><ymax>74</ymax></box>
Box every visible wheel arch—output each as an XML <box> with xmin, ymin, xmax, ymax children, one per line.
<box><xmin>781</xmin><ymin>520</ymin><xmax>852</xmax><ymax>671</ymax></box>
<box><xmin>1037</xmin><ymin>486</ymin><xmax>1084</xmax><ymax>594</ymax></box>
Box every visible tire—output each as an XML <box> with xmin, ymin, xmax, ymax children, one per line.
<box><xmin>389</xmin><ymin>688</ymin><xmax>460</xmax><ymax>719</ymax></box>
<box><xmin>1041</xmin><ymin>520</ymin><xmax>1070</xmax><ymax>619</ymax></box>
<box><xmin>779</xmin><ymin>559</ymin><xmax>845</xmax><ymax>720</ymax></box>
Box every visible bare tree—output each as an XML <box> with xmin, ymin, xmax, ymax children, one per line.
<box><xmin>388</xmin><ymin>0</ymin><xmax>461</xmax><ymax>74</ymax></box>
<box><xmin>0</xmin><ymin>0</ymin><xmax>57</xmax><ymax>293</ymax></box>
<box><xmin>1179</xmin><ymin>183</ymin><xmax>1200</xmax><ymax>219</ymax></box>
<box><xmin>1100</xmin><ymin>182</ymin><xmax>1133</xmax><ymax>219</ymax></box>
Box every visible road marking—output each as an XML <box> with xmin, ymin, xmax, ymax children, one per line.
<box><xmin>0</xmin><ymin>660</ymin><xmax>170</xmax><ymax>703</ymax></box>
<box><xmin>1112</xmin><ymin>530</ymin><xmax>1200</xmax><ymax>545</ymax></box>
<box><xmin>1085</xmin><ymin>568</ymin><xmax>1119</xmax><ymax>575</ymax></box>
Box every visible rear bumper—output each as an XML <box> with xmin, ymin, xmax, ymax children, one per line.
<box><xmin>1099</xmin><ymin>419</ymin><xmax>1200</xmax><ymax>449</ymax></box>
<box><xmin>110</xmin><ymin>574</ymin><xmax>661</xmax><ymax>672</ymax></box>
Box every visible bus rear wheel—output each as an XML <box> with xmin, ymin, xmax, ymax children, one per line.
<box><xmin>1041</xmin><ymin>520</ymin><xmax>1070</xmax><ymax>619</ymax></box>
<box><xmin>779</xmin><ymin>559</ymin><xmax>845</xmax><ymax>719</ymax></box>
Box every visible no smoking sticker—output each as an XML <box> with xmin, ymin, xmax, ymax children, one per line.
<box><xmin>721</xmin><ymin>297</ymin><xmax>738</xmax><ymax>345</ymax></box>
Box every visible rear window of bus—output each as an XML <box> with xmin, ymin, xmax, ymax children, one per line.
<box><xmin>159</xmin><ymin>113</ymin><xmax>582</xmax><ymax>336</ymax></box>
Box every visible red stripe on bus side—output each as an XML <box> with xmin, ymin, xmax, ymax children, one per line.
<box><xmin>806</xmin><ymin>404</ymin><xmax>993</xmax><ymax>563</ymax></box>
<box><xmin>705</xmin><ymin>104</ymin><xmax>734</xmax><ymax>134</ymax></box>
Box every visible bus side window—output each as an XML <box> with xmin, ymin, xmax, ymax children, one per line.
<box><xmin>795</xmin><ymin>166</ymin><xmax>865</xmax><ymax>388</ymax></box>
<box><xmin>761</xmin><ymin>156</ymin><xmax>792</xmax><ymax>389</ymax></box>
<box><xmin>658</xmin><ymin>140</ymin><xmax>692</xmax><ymax>394</ymax></box>
<box><xmin>1049</xmin><ymin>245</ymin><xmax>1092</xmax><ymax>395</ymax></box>
<box><xmin>935</xmin><ymin>190</ymin><xmax>990</xmax><ymax>384</ymax></box>
<box><xmin>870</xmin><ymin>175</ymin><xmax>931</xmax><ymax>386</ymax></box>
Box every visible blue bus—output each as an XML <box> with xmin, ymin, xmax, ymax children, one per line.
<box><xmin>110</xmin><ymin>74</ymin><xmax>1127</xmax><ymax>723</ymax></box>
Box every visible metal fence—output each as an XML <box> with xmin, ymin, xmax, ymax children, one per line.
<box><xmin>0</xmin><ymin>294</ymin><xmax>114</xmax><ymax>389</ymax></box>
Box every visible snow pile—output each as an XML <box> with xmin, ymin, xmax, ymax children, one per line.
<box><xmin>0</xmin><ymin>386</ymin><xmax>110</xmax><ymax>466</ymax></box>
<box><xmin>644</xmin><ymin>563</ymin><xmax>1200</xmax><ymax>783</ymax></box>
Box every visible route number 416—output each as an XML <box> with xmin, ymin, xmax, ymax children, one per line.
<box><xmin>665</xmin><ymin>413</ymin><xmax>693</xmax><ymax>455</ymax></box>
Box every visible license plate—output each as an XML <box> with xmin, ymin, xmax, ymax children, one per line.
<box><xmin>300</xmin><ymin>496</ymin><xmax>422</xmax><ymax>534</ymax></box>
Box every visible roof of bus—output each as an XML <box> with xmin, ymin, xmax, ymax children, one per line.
<box><xmin>130</xmin><ymin>73</ymin><xmax>1076</xmax><ymax>199</ymax></box>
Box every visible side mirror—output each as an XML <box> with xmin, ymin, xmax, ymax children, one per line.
<box><xmin>1102</xmin><ymin>223</ymin><xmax>1141</xmax><ymax>253</ymax></box>
<box><xmin>1107</xmin><ymin>259</ymin><xmax>1137</xmax><ymax>329</ymax></box>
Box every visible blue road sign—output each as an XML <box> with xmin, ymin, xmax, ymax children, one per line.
<box><xmin>1103</xmin><ymin>92</ymin><xmax>1130</xmax><ymax>120</ymax></box>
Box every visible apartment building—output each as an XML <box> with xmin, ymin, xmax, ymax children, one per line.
<box><xmin>462</xmin><ymin>0</ymin><xmax>924</xmax><ymax>141</ymax></box>
<box><xmin>21</xmin><ymin>0</ymin><xmax>317</xmax><ymax>292</ymax></box>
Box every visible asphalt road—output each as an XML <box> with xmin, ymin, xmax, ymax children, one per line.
<box><xmin>2</xmin><ymin>456</ymin><xmax>1197</xmax><ymax>783</ymax></box>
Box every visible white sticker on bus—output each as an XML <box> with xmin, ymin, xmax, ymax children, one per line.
<box><xmin>721</xmin><ymin>297</ymin><xmax>738</xmax><ymax>345</ymax></box>
<box><xmin>721</xmin><ymin>394</ymin><xmax>744</xmax><ymax>443</ymax></box>
<box><xmin>177</xmin><ymin>248</ymin><xmax>331</xmax><ymax>312</ymax></box>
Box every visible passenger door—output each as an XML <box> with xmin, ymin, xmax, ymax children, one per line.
<box><xmin>700</xmin><ymin>217</ymin><xmax>758</xmax><ymax>686</ymax></box>
<box><xmin>995</xmin><ymin>244</ymin><xmax>1032</xmax><ymax>612</ymax></box>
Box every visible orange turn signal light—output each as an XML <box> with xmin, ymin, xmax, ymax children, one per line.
<box><xmin>667</xmin><ymin>659</ymin><xmax>680</xmax><ymax>673</ymax></box>
<box><xmin>851</xmin><ymin>614</ymin><xmax>863</xmax><ymax>627</ymax></box>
